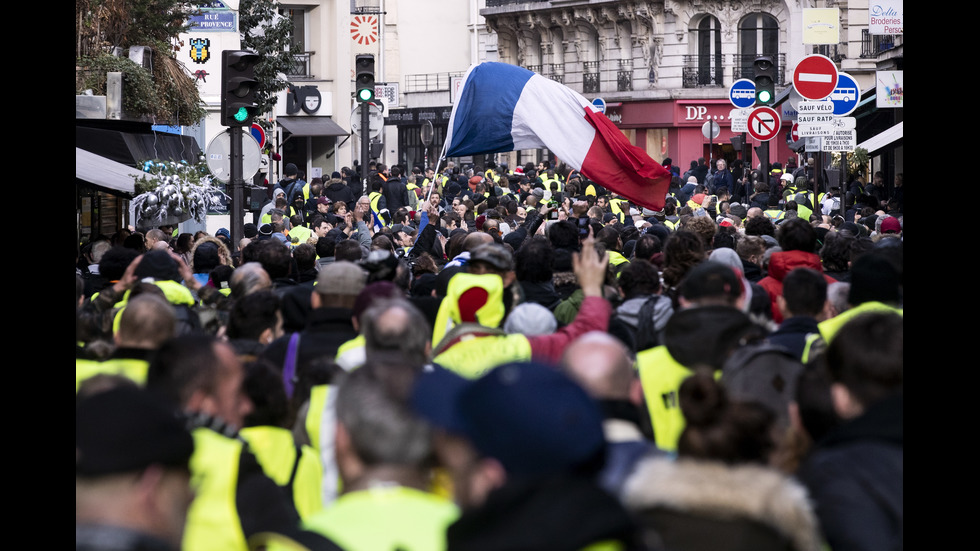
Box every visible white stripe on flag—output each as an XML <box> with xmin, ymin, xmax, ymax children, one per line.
<box><xmin>512</xmin><ymin>74</ymin><xmax>597</xmax><ymax>170</ymax></box>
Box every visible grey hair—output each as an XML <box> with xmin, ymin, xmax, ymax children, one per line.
<box><xmin>334</xmin><ymin>365</ymin><xmax>431</xmax><ymax>467</ymax></box>
<box><xmin>362</xmin><ymin>299</ymin><xmax>432</xmax><ymax>366</ymax></box>
<box><xmin>230</xmin><ymin>262</ymin><xmax>271</xmax><ymax>298</ymax></box>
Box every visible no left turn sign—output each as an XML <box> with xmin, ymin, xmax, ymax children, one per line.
<box><xmin>747</xmin><ymin>106</ymin><xmax>782</xmax><ymax>142</ymax></box>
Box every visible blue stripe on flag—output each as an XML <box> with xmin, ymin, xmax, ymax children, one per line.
<box><xmin>446</xmin><ymin>63</ymin><xmax>535</xmax><ymax>157</ymax></box>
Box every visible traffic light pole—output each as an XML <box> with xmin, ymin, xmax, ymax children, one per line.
<box><xmin>355</xmin><ymin>54</ymin><xmax>376</xmax><ymax>198</ymax></box>
<box><xmin>361</xmin><ymin>104</ymin><xmax>370</xmax><ymax>197</ymax></box>
<box><xmin>219</xmin><ymin>49</ymin><xmax>258</xmax><ymax>252</ymax></box>
<box><xmin>229</xmin><ymin>126</ymin><xmax>244</xmax><ymax>252</ymax></box>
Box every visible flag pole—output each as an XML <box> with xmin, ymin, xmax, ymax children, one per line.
<box><xmin>426</xmin><ymin>137</ymin><xmax>451</xmax><ymax>203</ymax></box>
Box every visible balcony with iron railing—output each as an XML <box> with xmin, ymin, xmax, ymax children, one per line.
<box><xmin>545</xmin><ymin>63</ymin><xmax>564</xmax><ymax>84</ymax></box>
<box><xmin>287</xmin><ymin>52</ymin><xmax>314</xmax><ymax>79</ymax></box>
<box><xmin>813</xmin><ymin>44</ymin><xmax>845</xmax><ymax>63</ymax></box>
<box><xmin>403</xmin><ymin>72</ymin><xmax>464</xmax><ymax>93</ymax></box>
<box><xmin>682</xmin><ymin>55</ymin><xmax>724</xmax><ymax>88</ymax></box>
<box><xmin>861</xmin><ymin>30</ymin><xmax>900</xmax><ymax>58</ymax></box>
<box><xmin>583</xmin><ymin>61</ymin><xmax>599</xmax><ymax>93</ymax></box>
<box><xmin>617</xmin><ymin>59</ymin><xmax>633</xmax><ymax>91</ymax></box>
<box><xmin>485</xmin><ymin>0</ymin><xmax>548</xmax><ymax>6</ymax></box>
<box><xmin>732</xmin><ymin>53</ymin><xmax>787</xmax><ymax>84</ymax></box>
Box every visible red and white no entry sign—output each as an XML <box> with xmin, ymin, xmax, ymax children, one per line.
<box><xmin>793</xmin><ymin>55</ymin><xmax>839</xmax><ymax>101</ymax></box>
<box><xmin>747</xmin><ymin>106</ymin><xmax>782</xmax><ymax>142</ymax></box>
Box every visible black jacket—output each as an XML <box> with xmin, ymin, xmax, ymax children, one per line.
<box><xmin>447</xmin><ymin>475</ymin><xmax>643</xmax><ymax>551</ymax></box>
<box><xmin>323</xmin><ymin>180</ymin><xmax>356</xmax><ymax>211</ymax></box>
<box><xmin>261</xmin><ymin>307</ymin><xmax>357</xmax><ymax>376</ymax></box>
<box><xmin>799</xmin><ymin>393</ymin><xmax>903</xmax><ymax>551</ymax></box>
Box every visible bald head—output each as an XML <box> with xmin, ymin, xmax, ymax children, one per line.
<box><xmin>561</xmin><ymin>332</ymin><xmax>635</xmax><ymax>400</ymax></box>
<box><xmin>462</xmin><ymin>231</ymin><xmax>494</xmax><ymax>252</ymax></box>
<box><xmin>115</xmin><ymin>294</ymin><xmax>176</xmax><ymax>349</ymax></box>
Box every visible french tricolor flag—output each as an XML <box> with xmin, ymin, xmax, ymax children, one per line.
<box><xmin>445</xmin><ymin>62</ymin><xmax>671</xmax><ymax>211</ymax></box>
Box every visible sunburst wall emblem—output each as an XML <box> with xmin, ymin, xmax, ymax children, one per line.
<box><xmin>351</xmin><ymin>16</ymin><xmax>378</xmax><ymax>45</ymax></box>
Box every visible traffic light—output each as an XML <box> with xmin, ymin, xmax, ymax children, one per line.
<box><xmin>355</xmin><ymin>54</ymin><xmax>375</xmax><ymax>103</ymax></box>
<box><xmin>753</xmin><ymin>55</ymin><xmax>776</xmax><ymax>106</ymax></box>
<box><xmin>221</xmin><ymin>50</ymin><xmax>260</xmax><ymax>126</ymax></box>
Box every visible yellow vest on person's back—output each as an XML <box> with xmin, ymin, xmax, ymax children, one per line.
<box><xmin>303</xmin><ymin>486</ymin><xmax>459</xmax><ymax>551</ymax></box>
<box><xmin>635</xmin><ymin>346</ymin><xmax>690</xmax><ymax>453</ymax></box>
<box><xmin>184</xmin><ymin>428</ymin><xmax>248</xmax><ymax>551</ymax></box>
<box><xmin>239</xmin><ymin>426</ymin><xmax>323</xmax><ymax>520</ymax></box>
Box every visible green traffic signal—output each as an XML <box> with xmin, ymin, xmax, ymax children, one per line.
<box><xmin>233</xmin><ymin>107</ymin><xmax>250</xmax><ymax>123</ymax></box>
<box><xmin>221</xmin><ymin>50</ymin><xmax>260</xmax><ymax>127</ymax></box>
<box><xmin>752</xmin><ymin>55</ymin><xmax>776</xmax><ymax>107</ymax></box>
<box><xmin>357</xmin><ymin>88</ymin><xmax>374</xmax><ymax>102</ymax></box>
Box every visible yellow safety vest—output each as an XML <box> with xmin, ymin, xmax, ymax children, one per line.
<box><xmin>607</xmin><ymin>251</ymin><xmax>630</xmax><ymax>276</ymax></box>
<box><xmin>369</xmin><ymin>191</ymin><xmax>386</xmax><ymax>226</ymax></box>
<box><xmin>635</xmin><ymin>346</ymin><xmax>691</xmax><ymax>453</ymax></box>
<box><xmin>184</xmin><ymin>428</ymin><xmax>249</xmax><ymax>551</ymax></box>
<box><xmin>433</xmin><ymin>333</ymin><xmax>533</xmax><ymax>379</ymax></box>
<box><xmin>818</xmin><ymin>302</ymin><xmax>903</xmax><ymax>344</ymax></box>
<box><xmin>542</xmin><ymin>175</ymin><xmax>562</xmax><ymax>193</ymax></box>
<box><xmin>239</xmin><ymin>426</ymin><xmax>324</xmax><ymax>521</ymax></box>
<box><xmin>303</xmin><ymin>486</ymin><xmax>459</xmax><ymax>551</ymax></box>
<box><xmin>76</xmin><ymin>356</ymin><xmax>149</xmax><ymax>392</ymax></box>
<box><xmin>609</xmin><ymin>198</ymin><xmax>629</xmax><ymax>223</ymax></box>
<box><xmin>764</xmin><ymin>209</ymin><xmax>786</xmax><ymax>221</ymax></box>
<box><xmin>111</xmin><ymin>280</ymin><xmax>196</xmax><ymax>335</ymax></box>
<box><xmin>303</xmin><ymin>385</ymin><xmax>342</xmax><ymax>506</ymax></box>
<box><xmin>289</xmin><ymin>225</ymin><xmax>312</xmax><ymax>246</ymax></box>
<box><xmin>335</xmin><ymin>334</ymin><xmax>366</xmax><ymax>371</ymax></box>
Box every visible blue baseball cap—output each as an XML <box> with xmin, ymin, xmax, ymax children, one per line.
<box><xmin>411</xmin><ymin>361</ymin><xmax>606</xmax><ymax>478</ymax></box>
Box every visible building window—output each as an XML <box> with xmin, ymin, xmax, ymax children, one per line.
<box><xmin>696</xmin><ymin>16</ymin><xmax>722</xmax><ymax>86</ymax></box>
<box><xmin>739</xmin><ymin>13</ymin><xmax>779</xmax><ymax>78</ymax></box>
<box><xmin>284</xmin><ymin>7</ymin><xmax>312</xmax><ymax>78</ymax></box>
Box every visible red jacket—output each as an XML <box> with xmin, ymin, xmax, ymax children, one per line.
<box><xmin>758</xmin><ymin>250</ymin><xmax>836</xmax><ymax>323</ymax></box>
<box><xmin>529</xmin><ymin>296</ymin><xmax>611</xmax><ymax>363</ymax></box>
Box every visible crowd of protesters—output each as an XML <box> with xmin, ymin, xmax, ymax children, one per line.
<box><xmin>76</xmin><ymin>155</ymin><xmax>902</xmax><ymax>551</ymax></box>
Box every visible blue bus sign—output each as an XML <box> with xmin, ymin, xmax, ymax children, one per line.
<box><xmin>592</xmin><ymin>97</ymin><xmax>606</xmax><ymax>114</ymax></box>
<box><xmin>829</xmin><ymin>72</ymin><xmax>860</xmax><ymax>117</ymax></box>
<box><xmin>729</xmin><ymin>79</ymin><xmax>757</xmax><ymax>109</ymax></box>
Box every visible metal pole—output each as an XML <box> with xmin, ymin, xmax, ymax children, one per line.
<box><xmin>229</xmin><ymin>127</ymin><xmax>244</xmax><ymax>253</ymax></box>
<box><xmin>361</xmin><ymin>103</ymin><xmax>370</xmax><ymax>197</ymax></box>
<box><xmin>759</xmin><ymin>141</ymin><xmax>770</xmax><ymax>186</ymax></box>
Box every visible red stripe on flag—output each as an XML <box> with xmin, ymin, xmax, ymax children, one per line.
<box><xmin>580</xmin><ymin>108</ymin><xmax>671</xmax><ymax>212</ymax></box>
